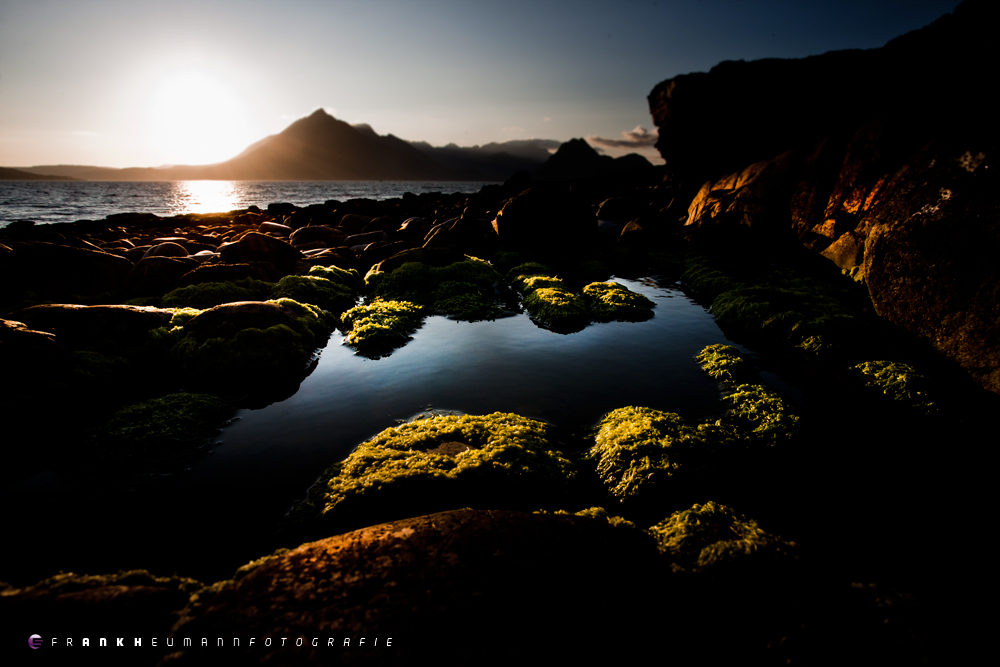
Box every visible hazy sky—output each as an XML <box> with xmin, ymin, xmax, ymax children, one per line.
<box><xmin>0</xmin><ymin>0</ymin><xmax>959</xmax><ymax>168</ymax></box>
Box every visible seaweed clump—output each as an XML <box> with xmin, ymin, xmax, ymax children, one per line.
<box><xmin>298</xmin><ymin>412</ymin><xmax>578</xmax><ymax>533</ymax></box>
<box><xmin>852</xmin><ymin>360</ymin><xmax>937</xmax><ymax>415</ymax></box>
<box><xmin>696</xmin><ymin>344</ymin><xmax>759</xmax><ymax>386</ymax></box>
<box><xmin>648</xmin><ymin>501</ymin><xmax>798</xmax><ymax>573</ymax></box>
<box><xmin>93</xmin><ymin>392</ymin><xmax>232</xmax><ymax>462</ymax></box>
<box><xmin>365</xmin><ymin>257</ymin><xmax>510</xmax><ymax>320</ymax></box>
<box><xmin>582</xmin><ymin>281</ymin><xmax>655</xmax><ymax>322</ymax></box>
<box><xmin>339</xmin><ymin>299</ymin><xmax>424</xmax><ymax>358</ymax></box>
<box><xmin>589</xmin><ymin>406</ymin><xmax>722</xmax><ymax>503</ymax></box>
<box><xmin>161</xmin><ymin>299</ymin><xmax>336</xmax><ymax>391</ymax></box>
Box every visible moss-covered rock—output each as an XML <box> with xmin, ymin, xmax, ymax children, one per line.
<box><xmin>340</xmin><ymin>298</ymin><xmax>423</xmax><ymax>358</ymax></box>
<box><xmin>726</xmin><ymin>383</ymin><xmax>801</xmax><ymax>447</ymax></box>
<box><xmin>853</xmin><ymin>360</ymin><xmax>937</xmax><ymax>415</ymax></box>
<box><xmin>160</xmin><ymin>277</ymin><xmax>272</xmax><ymax>309</ymax></box>
<box><xmin>165</xmin><ymin>299</ymin><xmax>335</xmax><ymax>390</ymax></box>
<box><xmin>271</xmin><ymin>274</ymin><xmax>356</xmax><ymax>314</ymax></box>
<box><xmin>365</xmin><ymin>257</ymin><xmax>510</xmax><ymax>320</ymax></box>
<box><xmin>648</xmin><ymin>501</ymin><xmax>798</xmax><ymax>573</ymax></box>
<box><xmin>0</xmin><ymin>569</ymin><xmax>202</xmax><ymax>640</ymax></box>
<box><xmin>581</xmin><ymin>281</ymin><xmax>655</xmax><ymax>322</ymax></box>
<box><xmin>92</xmin><ymin>392</ymin><xmax>232</xmax><ymax>463</ymax></box>
<box><xmin>301</xmin><ymin>413</ymin><xmax>578</xmax><ymax>533</ymax></box>
<box><xmin>589</xmin><ymin>406</ymin><xmax>717</xmax><ymax>502</ymax></box>
<box><xmin>696</xmin><ymin>344</ymin><xmax>759</xmax><ymax>386</ymax></box>
<box><xmin>522</xmin><ymin>286</ymin><xmax>590</xmax><ymax>332</ymax></box>
<box><xmin>307</xmin><ymin>263</ymin><xmax>362</xmax><ymax>291</ymax></box>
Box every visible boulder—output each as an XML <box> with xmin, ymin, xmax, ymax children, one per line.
<box><xmin>13</xmin><ymin>304</ymin><xmax>173</xmax><ymax>346</ymax></box>
<box><xmin>168</xmin><ymin>509</ymin><xmax>662</xmax><ymax>664</ymax></box>
<box><xmin>142</xmin><ymin>241</ymin><xmax>189</xmax><ymax>259</ymax></box>
<box><xmin>176</xmin><ymin>262</ymin><xmax>277</xmax><ymax>287</ymax></box>
<box><xmin>491</xmin><ymin>187</ymin><xmax>594</xmax><ymax>257</ymax></box>
<box><xmin>180</xmin><ymin>301</ymin><xmax>305</xmax><ymax>343</ymax></box>
<box><xmin>218</xmin><ymin>232</ymin><xmax>304</xmax><ymax>276</ymax></box>
<box><xmin>125</xmin><ymin>256</ymin><xmax>199</xmax><ymax>297</ymax></box>
<box><xmin>2</xmin><ymin>241</ymin><xmax>133</xmax><ymax>301</ymax></box>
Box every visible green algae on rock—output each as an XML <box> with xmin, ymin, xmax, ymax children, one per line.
<box><xmin>522</xmin><ymin>286</ymin><xmax>590</xmax><ymax>332</ymax></box>
<box><xmin>726</xmin><ymin>383</ymin><xmax>801</xmax><ymax>447</ymax></box>
<box><xmin>648</xmin><ymin>501</ymin><xmax>798</xmax><ymax>573</ymax></box>
<box><xmin>164</xmin><ymin>299</ymin><xmax>335</xmax><ymax>390</ymax></box>
<box><xmin>696</xmin><ymin>344</ymin><xmax>759</xmax><ymax>386</ymax></box>
<box><xmin>160</xmin><ymin>277</ymin><xmax>273</xmax><ymax>309</ymax></box>
<box><xmin>303</xmin><ymin>413</ymin><xmax>578</xmax><ymax>532</ymax></box>
<box><xmin>365</xmin><ymin>257</ymin><xmax>510</xmax><ymax>320</ymax></box>
<box><xmin>853</xmin><ymin>360</ymin><xmax>937</xmax><ymax>415</ymax></box>
<box><xmin>270</xmin><ymin>274</ymin><xmax>357</xmax><ymax>314</ymax></box>
<box><xmin>590</xmin><ymin>406</ymin><xmax>712</xmax><ymax>502</ymax></box>
<box><xmin>340</xmin><ymin>298</ymin><xmax>424</xmax><ymax>358</ymax></box>
<box><xmin>581</xmin><ymin>281</ymin><xmax>655</xmax><ymax>322</ymax></box>
<box><xmin>92</xmin><ymin>392</ymin><xmax>232</xmax><ymax>462</ymax></box>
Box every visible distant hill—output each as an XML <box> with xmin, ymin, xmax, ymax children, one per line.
<box><xmin>15</xmin><ymin>110</ymin><xmax>560</xmax><ymax>182</ymax></box>
<box><xmin>530</xmin><ymin>138</ymin><xmax>653</xmax><ymax>181</ymax></box>
<box><xmin>409</xmin><ymin>139</ymin><xmax>559</xmax><ymax>181</ymax></box>
<box><xmin>0</xmin><ymin>166</ymin><xmax>77</xmax><ymax>181</ymax></box>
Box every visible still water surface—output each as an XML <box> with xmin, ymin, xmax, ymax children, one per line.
<box><xmin>6</xmin><ymin>277</ymin><xmax>748</xmax><ymax>583</ymax></box>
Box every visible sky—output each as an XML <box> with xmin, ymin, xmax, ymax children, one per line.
<box><xmin>0</xmin><ymin>0</ymin><xmax>960</xmax><ymax>169</ymax></box>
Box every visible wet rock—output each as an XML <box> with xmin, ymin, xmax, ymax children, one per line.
<box><xmin>258</xmin><ymin>221</ymin><xmax>292</xmax><ymax>237</ymax></box>
<box><xmin>143</xmin><ymin>241</ymin><xmax>189</xmax><ymax>259</ymax></box>
<box><xmin>2</xmin><ymin>241</ymin><xmax>133</xmax><ymax>302</ymax></box>
<box><xmin>176</xmin><ymin>262</ymin><xmax>276</xmax><ymax>288</ymax></box>
<box><xmin>862</xmin><ymin>142</ymin><xmax>1000</xmax><ymax>394</ymax></box>
<box><xmin>126</xmin><ymin>256</ymin><xmax>199</xmax><ymax>297</ymax></box>
<box><xmin>180</xmin><ymin>301</ymin><xmax>307</xmax><ymax>343</ymax></box>
<box><xmin>598</xmin><ymin>196</ymin><xmax>645</xmax><ymax>223</ymax></box>
<box><xmin>288</xmin><ymin>225</ymin><xmax>346</xmax><ymax>247</ymax></box>
<box><xmin>491</xmin><ymin>187</ymin><xmax>594</xmax><ymax>257</ymax></box>
<box><xmin>13</xmin><ymin>304</ymin><xmax>173</xmax><ymax>346</ymax></box>
<box><xmin>217</xmin><ymin>231</ymin><xmax>304</xmax><ymax>277</ymax></box>
<box><xmin>2</xmin><ymin>570</ymin><xmax>201</xmax><ymax>644</ymax></box>
<box><xmin>338</xmin><ymin>213</ymin><xmax>372</xmax><ymax>234</ymax></box>
<box><xmin>169</xmin><ymin>509</ymin><xmax>661</xmax><ymax>664</ymax></box>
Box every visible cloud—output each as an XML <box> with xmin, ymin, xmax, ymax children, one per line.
<box><xmin>586</xmin><ymin>126</ymin><xmax>658</xmax><ymax>149</ymax></box>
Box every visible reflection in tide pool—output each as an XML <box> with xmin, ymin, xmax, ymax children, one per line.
<box><xmin>161</xmin><ymin>278</ymin><xmax>740</xmax><ymax>579</ymax></box>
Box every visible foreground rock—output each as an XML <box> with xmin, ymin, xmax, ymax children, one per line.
<box><xmin>168</xmin><ymin>509</ymin><xmax>663</xmax><ymax>664</ymax></box>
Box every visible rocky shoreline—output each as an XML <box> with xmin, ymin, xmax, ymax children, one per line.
<box><xmin>2</xmin><ymin>171</ymin><xmax>992</xmax><ymax>664</ymax></box>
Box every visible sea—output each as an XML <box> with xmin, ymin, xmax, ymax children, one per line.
<box><xmin>0</xmin><ymin>180</ymin><xmax>499</xmax><ymax>228</ymax></box>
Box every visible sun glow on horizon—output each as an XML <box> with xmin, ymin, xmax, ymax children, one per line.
<box><xmin>144</xmin><ymin>70</ymin><xmax>255</xmax><ymax>166</ymax></box>
<box><xmin>174</xmin><ymin>180</ymin><xmax>241</xmax><ymax>215</ymax></box>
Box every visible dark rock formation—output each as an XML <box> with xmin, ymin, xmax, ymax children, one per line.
<box><xmin>12</xmin><ymin>304</ymin><xmax>173</xmax><ymax>346</ymax></box>
<box><xmin>648</xmin><ymin>0</ymin><xmax>996</xmax><ymax>185</ymax></box>
<box><xmin>650</xmin><ymin>0</ymin><xmax>1000</xmax><ymax>393</ymax></box>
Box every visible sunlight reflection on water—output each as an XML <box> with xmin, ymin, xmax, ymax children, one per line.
<box><xmin>0</xmin><ymin>180</ymin><xmax>496</xmax><ymax>226</ymax></box>
<box><xmin>173</xmin><ymin>180</ymin><xmax>241</xmax><ymax>214</ymax></box>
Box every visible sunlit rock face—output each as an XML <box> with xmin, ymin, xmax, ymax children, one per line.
<box><xmin>168</xmin><ymin>509</ymin><xmax>663</xmax><ymax>664</ymax></box>
<box><xmin>648</xmin><ymin>0</ymin><xmax>1000</xmax><ymax>393</ymax></box>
